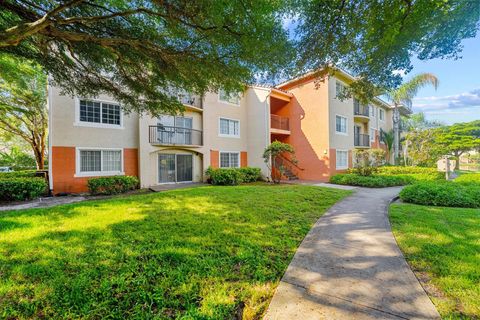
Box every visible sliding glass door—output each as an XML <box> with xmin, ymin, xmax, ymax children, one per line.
<box><xmin>158</xmin><ymin>153</ymin><xmax>193</xmax><ymax>183</ymax></box>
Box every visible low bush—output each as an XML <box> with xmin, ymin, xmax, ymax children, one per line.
<box><xmin>377</xmin><ymin>166</ymin><xmax>444</xmax><ymax>182</ymax></box>
<box><xmin>330</xmin><ymin>174</ymin><xmax>413</xmax><ymax>188</ymax></box>
<box><xmin>454</xmin><ymin>173</ymin><xmax>480</xmax><ymax>184</ymax></box>
<box><xmin>87</xmin><ymin>176</ymin><xmax>139</xmax><ymax>195</ymax></box>
<box><xmin>0</xmin><ymin>177</ymin><xmax>47</xmax><ymax>201</ymax></box>
<box><xmin>206</xmin><ymin>168</ymin><xmax>243</xmax><ymax>186</ymax></box>
<box><xmin>0</xmin><ymin>170</ymin><xmax>37</xmax><ymax>179</ymax></box>
<box><xmin>377</xmin><ymin>166</ymin><xmax>438</xmax><ymax>175</ymax></box>
<box><xmin>238</xmin><ymin>167</ymin><xmax>262</xmax><ymax>183</ymax></box>
<box><xmin>205</xmin><ymin>167</ymin><xmax>261</xmax><ymax>186</ymax></box>
<box><xmin>400</xmin><ymin>181</ymin><xmax>480</xmax><ymax>208</ymax></box>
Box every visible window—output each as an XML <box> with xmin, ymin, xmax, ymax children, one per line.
<box><xmin>379</xmin><ymin>108</ymin><xmax>385</xmax><ymax>121</ymax></box>
<box><xmin>78</xmin><ymin>149</ymin><xmax>122</xmax><ymax>176</ymax></box>
<box><xmin>335</xmin><ymin>115</ymin><xmax>348</xmax><ymax>134</ymax></box>
<box><xmin>336</xmin><ymin>150</ymin><xmax>348</xmax><ymax>169</ymax></box>
<box><xmin>78</xmin><ymin>99</ymin><xmax>121</xmax><ymax>127</ymax></box>
<box><xmin>220</xmin><ymin>152</ymin><xmax>240</xmax><ymax>168</ymax></box>
<box><xmin>219</xmin><ymin>118</ymin><xmax>240</xmax><ymax>137</ymax></box>
<box><xmin>369</xmin><ymin>106</ymin><xmax>376</xmax><ymax>118</ymax></box>
<box><xmin>335</xmin><ymin>81</ymin><xmax>346</xmax><ymax>98</ymax></box>
<box><xmin>219</xmin><ymin>89</ymin><xmax>241</xmax><ymax>105</ymax></box>
<box><xmin>370</xmin><ymin>128</ymin><xmax>376</xmax><ymax>142</ymax></box>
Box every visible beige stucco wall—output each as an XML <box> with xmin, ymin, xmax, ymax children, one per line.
<box><xmin>245</xmin><ymin>87</ymin><xmax>270</xmax><ymax>177</ymax></box>
<box><xmin>328</xmin><ymin>77</ymin><xmax>354</xmax><ymax>150</ymax></box>
<box><xmin>138</xmin><ymin>111</ymin><xmax>204</xmax><ymax>187</ymax></box>
<box><xmin>49</xmin><ymin>86</ymin><xmax>139</xmax><ymax>149</ymax></box>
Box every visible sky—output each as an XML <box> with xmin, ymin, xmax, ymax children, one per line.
<box><xmin>405</xmin><ymin>33</ymin><xmax>480</xmax><ymax>125</ymax></box>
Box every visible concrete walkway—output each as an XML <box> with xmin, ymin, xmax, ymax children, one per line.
<box><xmin>264</xmin><ymin>187</ymin><xmax>440</xmax><ymax>320</ymax></box>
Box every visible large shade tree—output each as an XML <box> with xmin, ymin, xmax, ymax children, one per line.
<box><xmin>385</xmin><ymin>73</ymin><xmax>439</xmax><ymax>162</ymax></box>
<box><xmin>434</xmin><ymin>120</ymin><xmax>480</xmax><ymax>170</ymax></box>
<box><xmin>0</xmin><ymin>0</ymin><xmax>292</xmax><ymax>115</ymax></box>
<box><xmin>294</xmin><ymin>0</ymin><xmax>478</xmax><ymax>100</ymax></box>
<box><xmin>0</xmin><ymin>54</ymin><xmax>47</xmax><ymax>169</ymax></box>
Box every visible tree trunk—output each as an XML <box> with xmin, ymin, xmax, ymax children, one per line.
<box><xmin>393</xmin><ymin>105</ymin><xmax>400</xmax><ymax>164</ymax></box>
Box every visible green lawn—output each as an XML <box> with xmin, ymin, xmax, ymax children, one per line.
<box><xmin>0</xmin><ymin>184</ymin><xmax>350</xmax><ymax>319</ymax></box>
<box><xmin>390</xmin><ymin>203</ymin><xmax>480</xmax><ymax>319</ymax></box>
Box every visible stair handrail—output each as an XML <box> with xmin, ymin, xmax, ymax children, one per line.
<box><xmin>277</xmin><ymin>154</ymin><xmax>304</xmax><ymax>171</ymax></box>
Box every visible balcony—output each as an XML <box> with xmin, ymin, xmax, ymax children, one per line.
<box><xmin>354</xmin><ymin>133</ymin><xmax>370</xmax><ymax>148</ymax></box>
<box><xmin>149</xmin><ymin>125</ymin><xmax>202</xmax><ymax>147</ymax></box>
<box><xmin>169</xmin><ymin>90</ymin><xmax>202</xmax><ymax>111</ymax></box>
<box><xmin>270</xmin><ymin>114</ymin><xmax>290</xmax><ymax>135</ymax></box>
<box><xmin>354</xmin><ymin>101</ymin><xmax>369</xmax><ymax>122</ymax></box>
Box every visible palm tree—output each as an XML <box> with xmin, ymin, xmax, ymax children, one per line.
<box><xmin>386</xmin><ymin>73</ymin><xmax>439</xmax><ymax>164</ymax></box>
<box><xmin>380</xmin><ymin>129</ymin><xmax>394</xmax><ymax>164</ymax></box>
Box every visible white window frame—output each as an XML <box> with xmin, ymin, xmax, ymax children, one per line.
<box><xmin>74</xmin><ymin>98</ymin><xmax>124</xmax><ymax>129</ymax></box>
<box><xmin>335</xmin><ymin>115</ymin><xmax>348</xmax><ymax>135</ymax></box>
<box><xmin>336</xmin><ymin>149</ymin><xmax>349</xmax><ymax>170</ymax></box>
<box><xmin>219</xmin><ymin>151</ymin><xmax>241</xmax><ymax>168</ymax></box>
<box><xmin>379</xmin><ymin>108</ymin><xmax>385</xmax><ymax>122</ymax></box>
<box><xmin>218</xmin><ymin>117</ymin><xmax>240</xmax><ymax>138</ymax></box>
<box><xmin>75</xmin><ymin>147</ymin><xmax>124</xmax><ymax>177</ymax></box>
<box><xmin>370</xmin><ymin>128</ymin><xmax>376</xmax><ymax>142</ymax></box>
<box><xmin>335</xmin><ymin>80</ymin><xmax>346</xmax><ymax>98</ymax></box>
<box><xmin>218</xmin><ymin>89</ymin><xmax>241</xmax><ymax>106</ymax></box>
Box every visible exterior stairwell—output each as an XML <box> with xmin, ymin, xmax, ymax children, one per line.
<box><xmin>275</xmin><ymin>155</ymin><xmax>302</xmax><ymax>181</ymax></box>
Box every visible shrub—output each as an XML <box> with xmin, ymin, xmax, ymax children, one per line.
<box><xmin>400</xmin><ymin>182</ymin><xmax>480</xmax><ymax>208</ymax></box>
<box><xmin>330</xmin><ymin>174</ymin><xmax>413</xmax><ymax>188</ymax></box>
<box><xmin>454</xmin><ymin>173</ymin><xmax>480</xmax><ymax>184</ymax></box>
<box><xmin>377</xmin><ymin>166</ymin><xmax>444</xmax><ymax>182</ymax></box>
<box><xmin>0</xmin><ymin>170</ymin><xmax>37</xmax><ymax>179</ymax></box>
<box><xmin>238</xmin><ymin>167</ymin><xmax>261</xmax><ymax>183</ymax></box>
<box><xmin>0</xmin><ymin>177</ymin><xmax>47</xmax><ymax>201</ymax></box>
<box><xmin>352</xmin><ymin>149</ymin><xmax>386</xmax><ymax>176</ymax></box>
<box><xmin>206</xmin><ymin>168</ymin><xmax>243</xmax><ymax>186</ymax></box>
<box><xmin>87</xmin><ymin>176</ymin><xmax>139</xmax><ymax>195</ymax></box>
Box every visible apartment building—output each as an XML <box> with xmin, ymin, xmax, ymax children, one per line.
<box><xmin>48</xmin><ymin>69</ymin><xmax>401</xmax><ymax>194</ymax></box>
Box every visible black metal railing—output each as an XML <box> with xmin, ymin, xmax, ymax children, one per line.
<box><xmin>149</xmin><ymin>125</ymin><xmax>203</xmax><ymax>146</ymax></box>
<box><xmin>271</xmin><ymin>114</ymin><xmax>290</xmax><ymax>131</ymax></box>
<box><xmin>354</xmin><ymin>103</ymin><xmax>369</xmax><ymax>117</ymax></box>
<box><xmin>354</xmin><ymin>133</ymin><xmax>370</xmax><ymax>147</ymax></box>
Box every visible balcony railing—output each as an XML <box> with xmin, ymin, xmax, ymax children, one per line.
<box><xmin>354</xmin><ymin>133</ymin><xmax>370</xmax><ymax>147</ymax></box>
<box><xmin>271</xmin><ymin>114</ymin><xmax>290</xmax><ymax>131</ymax></box>
<box><xmin>149</xmin><ymin>125</ymin><xmax>203</xmax><ymax>146</ymax></box>
<box><xmin>354</xmin><ymin>103</ymin><xmax>369</xmax><ymax>117</ymax></box>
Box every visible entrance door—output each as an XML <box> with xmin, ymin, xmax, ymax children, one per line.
<box><xmin>158</xmin><ymin>154</ymin><xmax>176</xmax><ymax>183</ymax></box>
<box><xmin>176</xmin><ymin>154</ymin><xmax>193</xmax><ymax>182</ymax></box>
<box><xmin>158</xmin><ymin>154</ymin><xmax>193</xmax><ymax>183</ymax></box>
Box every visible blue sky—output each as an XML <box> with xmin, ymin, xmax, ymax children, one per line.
<box><xmin>406</xmin><ymin>33</ymin><xmax>480</xmax><ymax>125</ymax></box>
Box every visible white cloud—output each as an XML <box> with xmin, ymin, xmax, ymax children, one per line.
<box><xmin>413</xmin><ymin>88</ymin><xmax>480</xmax><ymax>113</ymax></box>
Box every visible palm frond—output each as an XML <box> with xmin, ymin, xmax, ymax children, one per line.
<box><xmin>388</xmin><ymin>73</ymin><xmax>439</xmax><ymax>107</ymax></box>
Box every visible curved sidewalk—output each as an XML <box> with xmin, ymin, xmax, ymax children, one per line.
<box><xmin>264</xmin><ymin>187</ymin><xmax>440</xmax><ymax>320</ymax></box>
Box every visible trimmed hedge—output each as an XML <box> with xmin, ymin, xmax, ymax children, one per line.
<box><xmin>0</xmin><ymin>177</ymin><xmax>47</xmax><ymax>201</ymax></box>
<box><xmin>0</xmin><ymin>170</ymin><xmax>37</xmax><ymax>179</ymax></box>
<box><xmin>330</xmin><ymin>174</ymin><xmax>413</xmax><ymax>188</ymax></box>
<box><xmin>377</xmin><ymin>166</ymin><xmax>444</xmax><ymax>181</ymax></box>
<box><xmin>206</xmin><ymin>167</ymin><xmax>262</xmax><ymax>186</ymax></box>
<box><xmin>454</xmin><ymin>173</ymin><xmax>480</xmax><ymax>184</ymax></box>
<box><xmin>400</xmin><ymin>181</ymin><xmax>480</xmax><ymax>208</ymax></box>
<box><xmin>87</xmin><ymin>176</ymin><xmax>139</xmax><ymax>195</ymax></box>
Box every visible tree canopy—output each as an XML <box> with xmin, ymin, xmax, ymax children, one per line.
<box><xmin>0</xmin><ymin>54</ymin><xmax>48</xmax><ymax>169</ymax></box>
<box><xmin>0</xmin><ymin>0</ymin><xmax>292</xmax><ymax>115</ymax></box>
<box><xmin>295</xmin><ymin>0</ymin><xmax>479</xmax><ymax>100</ymax></box>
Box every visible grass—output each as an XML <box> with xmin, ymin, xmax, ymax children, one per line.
<box><xmin>390</xmin><ymin>203</ymin><xmax>480</xmax><ymax>319</ymax></box>
<box><xmin>0</xmin><ymin>184</ymin><xmax>350</xmax><ymax>319</ymax></box>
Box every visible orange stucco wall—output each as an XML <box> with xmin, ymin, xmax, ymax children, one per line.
<box><xmin>276</xmin><ymin>78</ymin><xmax>333</xmax><ymax>182</ymax></box>
<box><xmin>210</xmin><ymin>150</ymin><xmax>219</xmax><ymax>168</ymax></box>
<box><xmin>210</xmin><ymin>150</ymin><xmax>248</xmax><ymax>168</ymax></box>
<box><xmin>240</xmin><ymin>151</ymin><xmax>248</xmax><ymax>167</ymax></box>
<box><xmin>51</xmin><ymin>146</ymin><xmax>138</xmax><ymax>194</ymax></box>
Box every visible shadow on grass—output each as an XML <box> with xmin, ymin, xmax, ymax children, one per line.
<box><xmin>0</xmin><ymin>185</ymin><xmax>348</xmax><ymax>319</ymax></box>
